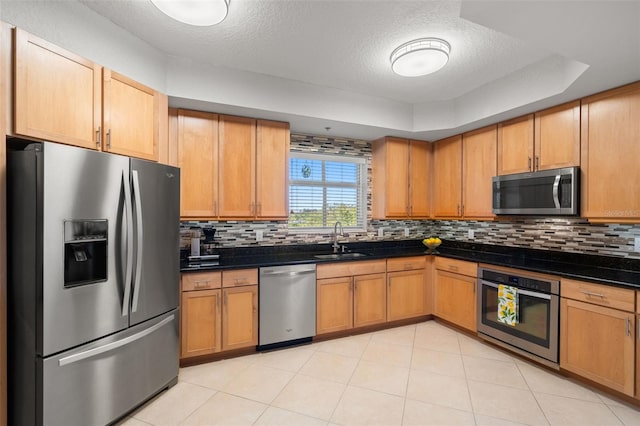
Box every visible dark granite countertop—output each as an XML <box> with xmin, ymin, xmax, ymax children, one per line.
<box><xmin>181</xmin><ymin>240</ymin><xmax>640</xmax><ymax>290</ymax></box>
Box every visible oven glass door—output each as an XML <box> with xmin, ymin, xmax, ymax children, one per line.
<box><xmin>479</xmin><ymin>280</ymin><xmax>558</xmax><ymax>355</ymax></box>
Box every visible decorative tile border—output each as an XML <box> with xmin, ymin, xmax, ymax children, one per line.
<box><xmin>181</xmin><ymin>133</ymin><xmax>640</xmax><ymax>259</ymax></box>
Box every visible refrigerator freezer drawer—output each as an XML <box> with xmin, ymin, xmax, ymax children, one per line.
<box><xmin>37</xmin><ymin>311</ymin><xmax>178</xmax><ymax>426</ymax></box>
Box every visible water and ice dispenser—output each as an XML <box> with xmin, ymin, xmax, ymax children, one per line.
<box><xmin>64</xmin><ymin>220</ymin><xmax>108</xmax><ymax>287</ymax></box>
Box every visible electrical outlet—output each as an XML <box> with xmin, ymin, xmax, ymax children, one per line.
<box><xmin>378</xmin><ymin>228</ymin><xmax>384</xmax><ymax>237</ymax></box>
<box><xmin>256</xmin><ymin>230</ymin><xmax>264</xmax><ymax>242</ymax></box>
<box><xmin>404</xmin><ymin>228</ymin><xmax>410</xmax><ymax>237</ymax></box>
<box><xmin>468</xmin><ymin>229</ymin><xmax>475</xmax><ymax>239</ymax></box>
<box><xmin>635</xmin><ymin>237</ymin><xmax>640</xmax><ymax>252</ymax></box>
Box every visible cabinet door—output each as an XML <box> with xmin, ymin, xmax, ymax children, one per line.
<box><xmin>434</xmin><ymin>270</ymin><xmax>476</xmax><ymax>332</ymax></box>
<box><xmin>103</xmin><ymin>69</ymin><xmax>158</xmax><ymax>161</ymax></box>
<box><xmin>177</xmin><ymin>110</ymin><xmax>219</xmax><ymax>218</ymax></box>
<box><xmin>219</xmin><ymin>115</ymin><xmax>256</xmax><ymax>218</ymax></box>
<box><xmin>317</xmin><ymin>277</ymin><xmax>353</xmax><ymax>334</ymax></box>
<box><xmin>222</xmin><ymin>286</ymin><xmax>258</xmax><ymax>351</ymax></box>
<box><xmin>383</xmin><ymin>138</ymin><xmax>410</xmax><ymax>217</ymax></box>
<box><xmin>497</xmin><ymin>114</ymin><xmax>534</xmax><ymax>175</ymax></box>
<box><xmin>14</xmin><ymin>29</ymin><xmax>101</xmax><ymax>150</ymax></box>
<box><xmin>181</xmin><ymin>289</ymin><xmax>222</xmax><ymax>359</ymax></box>
<box><xmin>581</xmin><ymin>83</ymin><xmax>640</xmax><ymax>222</ymax></box>
<box><xmin>462</xmin><ymin>125</ymin><xmax>496</xmax><ymax>219</ymax></box>
<box><xmin>353</xmin><ymin>273</ymin><xmax>387</xmax><ymax>328</ymax></box>
<box><xmin>560</xmin><ymin>298</ymin><xmax>634</xmax><ymax>396</ymax></box>
<box><xmin>408</xmin><ymin>140</ymin><xmax>431</xmax><ymax>218</ymax></box>
<box><xmin>432</xmin><ymin>135</ymin><xmax>462</xmax><ymax>218</ymax></box>
<box><xmin>387</xmin><ymin>270</ymin><xmax>426</xmax><ymax>321</ymax></box>
<box><xmin>256</xmin><ymin>120</ymin><xmax>289</xmax><ymax>219</ymax></box>
<box><xmin>534</xmin><ymin>101</ymin><xmax>580</xmax><ymax>171</ymax></box>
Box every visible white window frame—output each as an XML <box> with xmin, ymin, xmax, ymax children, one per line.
<box><xmin>288</xmin><ymin>151</ymin><xmax>367</xmax><ymax>232</ymax></box>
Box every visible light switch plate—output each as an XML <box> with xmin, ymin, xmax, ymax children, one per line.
<box><xmin>256</xmin><ymin>230</ymin><xmax>264</xmax><ymax>242</ymax></box>
<box><xmin>378</xmin><ymin>228</ymin><xmax>384</xmax><ymax>237</ymax></box>
<box><xmin>635</xmin><ymin>237</ymin><xmax>640</xmax><ymax>252</ymax></box>
<box><xmin>404</xmin><ymin>228</ymin><xmax>410</xmax><ymax>237</ymax></box>
<box><xmin>468</xmin><ymin>229</ymin><xmax>475</xmax><ymax>239</ymax></box>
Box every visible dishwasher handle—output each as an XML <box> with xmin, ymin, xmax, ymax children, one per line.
<box><xmin>261</xmin><ymin>268</ymin><xmax>316</xmax><ymax>277</ymax></box>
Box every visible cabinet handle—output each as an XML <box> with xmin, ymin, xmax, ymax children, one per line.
<box><xmin>193</xmin><ymin>280</ymin><xmax>210</xmax><ymax>289</ymax></box>
<box><xmin>535</xmin><ymin>156</ymin><xmax>540</xmax><ymax>171</ymax></box>
<box><xmin>106</xmin><ymin>129</ymin><xmax>111</xmax><ymax>149</ymax></box>
<box><xmin>581</xmin><ymin>290</ymin><xmax>605</xmax><ymax>298</ymax></box>
<box><xmin>473</xmin><ymin>280</ymin><xmax>476</xmax><ymax>293</ymax></box>
<box><xmin>626</xmin><ymin>317</ymin><xmax>631</xmax><ymax>337</ymax></box>
<box><xmin>457</xmin><ymin>205</ymin><xmax>460</xmax><ymax>216</ymax></box>
<box><xmin>224</xmin><ymin>293</ymin><xmax>227</xmax><ymax>306</ymax></box>
<box><xmin>234</xmin><ymin>278</ymin><xmax>248</xmax><ymax>285</ymax></box>
<box><xmin>96</xmin><ymin>126</ymin><xmax>101</xmax><ymax>148</ymax></box>
<box><xmin>528</xmin><ymin>157</ymin><xmax>532</xmax><ymax>171</ymax></box>
<box><xmin>257</xmin><ymin>203</ymin><xmax>262</xmax><ymax>216</ymax></box>
<box><xmin>448</xmin><ymin>265</ymin><xmax>459</xmax><ymax>272</ymax></box>
<box><xmin>638</xmin><ymin>319</ymin><xmax>639</xmax><ymax>338</ymax></box>
<box><xmin>461</xmin><ymin>205</ymin><xmax>464</xmax><ymax>216</ymax></box>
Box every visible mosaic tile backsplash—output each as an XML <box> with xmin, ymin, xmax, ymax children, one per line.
<box><xmin>181</xmin><ymin>133</ymin><xmax>640</xmax><ymax>260</ymax></box>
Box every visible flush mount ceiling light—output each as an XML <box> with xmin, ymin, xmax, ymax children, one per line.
<box><xmin>390</xmin><ymin>38</ymin><xmax>451</xmax><ymax>77</ymax></box>
<box><xmin>151</xmin><ymin>0</ymin><xmax>229</xmax><ymax>26</ymax></box>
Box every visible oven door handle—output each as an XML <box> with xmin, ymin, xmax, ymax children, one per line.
<box><xmin>481</xmin><ymin>280</ymin><xmax>552</xmax><ymax>300</ymax></box>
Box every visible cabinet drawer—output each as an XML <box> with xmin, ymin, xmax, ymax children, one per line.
<box><xmin>562</xmin><ymin>279</ymin><xmax>635</xmax><ymax>312</ymax></box>
<box><xmin>317</xmin><ymin>260</ymin><xmax>386</xmax><ymax>279</ymax></box>
<box><xmin>181</xmin><ymin>271</ymin><xmax>222</xmax><ymax>291</ymax></box>
<box><xmin>434</xmin><ymin>257</ymin><xmax>477</xmax><ymax>277</ymax></box>
<box><xmin>222</xmin><ymin>268</ymin><xmax>259</xmax><ymax>287</ymax></box>
<box><xmin>386</xmin><ymin>256</ymin><xmax>426</xmax><ymax>272</ymax></box>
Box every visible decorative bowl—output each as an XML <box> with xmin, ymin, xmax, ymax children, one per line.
<box><xmin>422</xmin><ymin>238</ymin><xmax>441</xmax><ymax>254</ymax></box>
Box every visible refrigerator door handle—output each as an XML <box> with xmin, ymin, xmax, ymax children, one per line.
<box><xmin>131</xmin><ymin>170</ymin><xmax>144</xmax><ymax>313</ymax></box>
<box><xmin>58</xmin><ymin>315</ymin><xmax>175</xmax><ymax>366</ymax></box>
<box><xmin>122</xmin><ymin>170</ymin><xmax>134</xmax><ymax>317</ymax></box>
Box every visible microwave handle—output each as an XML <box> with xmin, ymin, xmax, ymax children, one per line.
<box><xmin>552</xmin><ymin>175</ymin><xmax>561</xmax><ymax>209</ymax></box>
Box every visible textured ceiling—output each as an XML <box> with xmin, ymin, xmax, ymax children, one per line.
<box><xmin>30</xmin><ymin>1</ymin><xmax>640</xmax><ymax>139</ymax></box>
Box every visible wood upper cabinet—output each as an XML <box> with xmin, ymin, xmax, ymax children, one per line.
<box><xmin>498</xmin><ymin>103</ymin><xmax>579</xmax><ymax>175</ymax></box>
<box><xmin>177</xmin><ymin>109</ymin><xmax>219</xmax><ymax>218</ymax></box>
<box><xmin>497</xmin><ymin>114</ymin><xmax>534</xmax><ymax>175</ymax></box>
<box><xmin>256</xmin><ymin>120</ymin><xmax>290</xmax><ymax>219</ymax></box>
<box><xmin>316</xmin><ymin>276</ymin><xmax>353</xmax><ymax>335</ymax></box>
<box><xmin>534</xmin><ymin>101</ymin><xmax>580</xmax><ymax>171</ymax></box>
<box><xmin>14</xmin><ymin>28</ymin><xmax>162</xmax><ymax>160</ymax></box>
<box><xmin>14</xmin><ymin>28</ymin><xmax>101</xmax><ymax>150</ymax></box>
<box><xmin>462</xmin><ymin>125</ymin><xmax>497</xmax><ymax>219</ymax></box>
<box><xmin>432</xmin><ymin>135</ymin><xmax>462</xmax><ymax>218</ymax></box>
<box><xmin>581</xmin><ymin>82</ymin><xmax>640</xmax><ymax>222</ymax></box>
<box><xmin>102</xmin><ymin>69</ymin><xmax>158</xmax><ymax>161</ymax></box>
<box><xmin>219</xmin><ymin>115</ymin><xmax>256</xmax><ymax>218</ymax></box>
<box><xmin>386</xmin><ymin>256</ymin><xmax>427</xmax><ymax>321</ymax></box>
<box><xmin>560</xmin><ymin>279</ymin><xmax>635</xmax><ymax>396</ymax></box>
<box><xmin>433</xmin><ymin>257</ymin><xmax>477</xmax><ymax>332</ymax></box>
<box><xmin>372</xmin><ymin>137</ymin><xmax>431</xmax><ymax>219</ymax></box>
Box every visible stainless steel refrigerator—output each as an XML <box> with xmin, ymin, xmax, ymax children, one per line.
<box><xmin>7</xmin><ymin>140</ymin><xmax>180</xmax><ymax>426</ymax></box>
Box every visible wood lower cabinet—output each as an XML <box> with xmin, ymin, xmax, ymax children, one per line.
<box><xmin>180</xmin><ymin>269</ymin><xmax>258</xmax><ymax>360</ymax></box>
<box><xmin>560</xmin><ymin>279</ymin><xmax>635</xmax><ymax>396</ymax></box>
<box><xmin>581</xmin><ymin>82</ymin><xmax>640</xmax><ymax>222</ymax></box>
<box><xmin>316</xmin><ymin>276</ymin><xmax>353</xmax><ymax>334</ymax></box>
<box><xmin>316</xmin><ymin>260</ymin><xmax>387</xmax><ymax>335</ymax></box>
<box><xmin>222</xmin><ymin>286</ymin><xmax>258</xmax><ymax>351</ymax></box>
<box><xmin>386</xmin><ymin>257</ymin><xmax>427</xmax><ymax>321</ymax></box>
<box><xmin>353</xmin><ymin>274</ymin><xmax>387</xmax><ymax>328</ymax></box>
<box><xmin>433</xmin><ymin>258</ymin><xmax>477</xmax><ymax>332</ymax></box>
<box><xmin>181</xmin><ymin>288</ymin><xmax>222</xmax><ymax>358</ymax></box>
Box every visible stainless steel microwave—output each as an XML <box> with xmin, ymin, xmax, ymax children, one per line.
<box><xmin>492</xmin><ymin>167</ymin><xmax>579</xmax><ymax>215</ymax></box>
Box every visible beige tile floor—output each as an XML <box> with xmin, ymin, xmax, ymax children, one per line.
<box><xmin>120</xmin><ymin>321</ymin><xmax>640</xmax><ymax>426</ymax></box>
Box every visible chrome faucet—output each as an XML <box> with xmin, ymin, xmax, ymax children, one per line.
<box><xmin>332</xmin><ymin>221</ymin><xmax>344</xmax><ymax>253</ymax></box>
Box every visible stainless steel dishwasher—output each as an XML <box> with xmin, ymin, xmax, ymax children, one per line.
<box><xmin>259</xmin><ymin>264</ymin><xmax>317</xmax><ymax>349</ymax></box>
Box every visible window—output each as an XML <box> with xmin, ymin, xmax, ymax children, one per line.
<box><xmin>289</xmin><ymin>152</ymin><xmax>366</xmax><ymax>231</ymax></box>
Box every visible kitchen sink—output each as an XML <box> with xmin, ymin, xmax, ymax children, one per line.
<box><xmin>313</xmin><ymin>252</ymin><xmax>369</xmax><ymax>259</ymax></box>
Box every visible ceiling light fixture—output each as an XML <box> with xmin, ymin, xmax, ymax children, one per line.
<box><xmin>151</xmin><ymin>0</ymin><xmax>229</xmax><ymax>26</ymax></box>
<box><xmin>390</xmin><ymin>38</ymin><xmax>451</xmax><ymax>77</ymax></box>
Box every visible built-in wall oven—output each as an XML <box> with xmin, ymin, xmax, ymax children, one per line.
<box><xmin>477</xmin><ymin>266</ymin><xmax>560</xmax><ymax>366</ymax></box>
